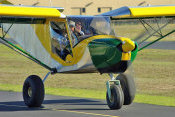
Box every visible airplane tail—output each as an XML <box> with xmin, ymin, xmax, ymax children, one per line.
<box><xmin>0</xmin><ymin>0</ymin><xmax>12</xmax><ymax>4</ymax></box>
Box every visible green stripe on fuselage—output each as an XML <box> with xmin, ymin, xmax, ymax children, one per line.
<box><xmin>88</xmin><ymin>38</ymin><xmax>122</xmax><ymax>69</ymax></box>
<box><xmin>88</xmin><ymin>38</ymin><xmax>138</xmax><ymax>70</ymax></box>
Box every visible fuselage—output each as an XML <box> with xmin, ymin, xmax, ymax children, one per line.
<box><xmin>52</xmin><ymin>16</ymin><xmax>138</xmax><ymax>73</ymax></box>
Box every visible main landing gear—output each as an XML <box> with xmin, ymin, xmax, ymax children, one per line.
<box><xmin>106</xmin><ymin>73</ymin><xmax>136</xmax><ymax>110</ymax></box>
<box><xmin>23</xmin><ymin>72</ymin><xmax>51</xmax><ymax>107</ymax></box>
<box><xmin>23</xmin><ymin>75</ymin><xmax>44</xmax><ymax>107</ymax></box>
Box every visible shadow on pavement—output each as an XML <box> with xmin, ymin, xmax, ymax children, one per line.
<box><xmin>0</xmin><ymin>98</ymin><xmax>106</xmax><ymax>112</ymax></box>
<box><xmin>0</xmin><ymin>101</ymin><xmax>44</xmax><ymax>112</ymax></box>
<box><xmin>43</xmin><ymin>99</ymin><xmax>105</xmax><ymax>105</ymax></box>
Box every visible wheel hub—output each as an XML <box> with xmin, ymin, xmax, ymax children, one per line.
<box><xmin>110</xmin><ymin>93</ymin><xmax>114</xmax><ymax>103</ymax></box>
<box><xmin>28</xmin><ymin>87</ymin><xmax>32</xmax><ymax>97</ymax></box>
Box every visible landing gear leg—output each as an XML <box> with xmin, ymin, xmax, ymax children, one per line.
<box><xmin>106</xmin><ymin>73</ymin><xmax>124</xmax><ymax>110</ymax></box>
<box><xmin>23</xmin><ymin>72</ymin><xmax>51</xmax><ymax>107</ymax></box>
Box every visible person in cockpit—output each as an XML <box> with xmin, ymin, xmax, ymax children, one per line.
<box><xmin>69</xmin><ymin>21</ymin><xmax>79</xmax><ymax>46</ymax></box>
<box><xmin>75</xmin><ymin>21</ymin><xmax>84</xmax><ymax>36</ymax></box>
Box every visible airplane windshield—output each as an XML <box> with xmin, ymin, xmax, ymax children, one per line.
<box><xmin>67</xmin><ymin>16</ymin><xmax>115</xmax><ymax>46</ymax></box>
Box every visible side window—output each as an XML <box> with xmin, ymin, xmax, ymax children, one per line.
<box><xmin>50</xmin><ymin>21</ymin><xmax>72</xmax><ymax>61</ymax></box>
<box><xmin>68</xmin><ymin>20</ymin><xmax>85</xmax><ymax>47</ymax></box>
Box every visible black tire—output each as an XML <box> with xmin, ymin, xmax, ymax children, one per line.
<box><xmin>23</xmin><ymin>75</ymin><xmax>45</xmax><ymax>107</ymax></box>
<box><xmin>106</xmin><ymin>84</ymin><xmax>124</xmax><ymax>110</ymax></box>
<box><xmin>116</xmin><ymin>73</ymin><xmax>136</xmax><ymax>105</ymax></box>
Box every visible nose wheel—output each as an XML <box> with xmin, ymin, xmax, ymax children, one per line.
<box><xmin>106</xmin><ymin>73</ymin><xmax>124</xmax><ymax>109</ymax></box>
<box><xmin>106</xmin><ymin>73</ymin><xmax>135</xmax><ymax>109</ymax></box>
<box><xmin>106</xmin><ymin>83</ymin><xmax>124</xmax><ymax>109</ymax></box>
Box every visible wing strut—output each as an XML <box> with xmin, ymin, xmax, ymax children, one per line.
<box><xmin>132</xmin><ymin>17</ymin><xmax>175</xmax><ymax>51</ymax></box>
<box><xmin>137</xmin><ymin>18</ymin><xmax>173</xmax><ymax>45</ymax></box>
<box><xmin>138</xmin><ymin>29</ymin><xmax>175</xmax><ymax>51</ymax></box>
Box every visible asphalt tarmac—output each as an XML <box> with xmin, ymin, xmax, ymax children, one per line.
<box><xmin>138</xmin><ymin>41</ymin><xmax>175</xmax><ymax>50</ymax></box>
<box><xmin>0</xmin><ymin>91</ymin><xmax>175</xmax><ymax>117</ymax></box>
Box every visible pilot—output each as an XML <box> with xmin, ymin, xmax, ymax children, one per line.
<box><xmin>69</xmin><ymin>21</ymin><xmax>78</xmax><ymax>46</ymax></box>
<box><xmin>75</xmin><ymin>22</ymin><xmax>84</xmax><ymax>36</ymax></box>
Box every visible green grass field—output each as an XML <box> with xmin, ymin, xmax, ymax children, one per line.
<box><xmin>0</xmin><ymin>44</ymin><xmax>175</xmax><ymax>106</ymax></box>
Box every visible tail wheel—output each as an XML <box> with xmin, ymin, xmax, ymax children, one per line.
<box><xmin>106</xmin><ymin>84</ymin><xmax>124</xmax><ymax>110</ymax></box>
<box><xmin>23</xmin><ymin>75</ymin><xmax>45</xmax><ymax>107</ymax></box>
<box><xmin>116</xmin><ymin>73</ymin><xmax>136</xmax><ymax>105</ymax></box>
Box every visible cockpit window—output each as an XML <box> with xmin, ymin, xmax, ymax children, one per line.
<box><xmin>67</xmin><ymin>16</ymin><xmax>115</xmax><ymax>47</ymax></box>
<box><xmin>50</xmin><ymin>21</ymin><xmax>72</xmax><ymax>60</ymax></box>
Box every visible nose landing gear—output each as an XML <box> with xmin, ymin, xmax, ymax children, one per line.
<box><xmin>106</xmin><ymin>73</ymin><xmax>136</xmax><ymax>110</ymax></box>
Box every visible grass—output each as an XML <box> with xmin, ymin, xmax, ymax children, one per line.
<box><xmin>0</xmin><ymin>44</ymin><xmax>175</xmax><ymax>107</ymax></box>
<box><xmin>134</xmin><ymin>49</ymin><xmax>175</xmax><ymax>97</ymax></box>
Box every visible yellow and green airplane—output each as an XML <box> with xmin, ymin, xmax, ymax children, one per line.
<box><xmin>0</xmin><ymin>0</ymin><xmax>175</xmax><ymax>110</ymax></box>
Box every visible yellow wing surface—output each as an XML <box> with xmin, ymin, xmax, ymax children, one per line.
<box><xmin>130</xmin><ymin>6</ymin><xmax>175</xmax><ymax>18</ymax></box>
<box><xmin>0</xmin><ymin>5</ymin><xmax>64</xmax><ymax>18</ymax></box>
<box><xmin>100</xmin><ymin>5</ymin><xmax>175</xmax><ymax>18</ymax></box>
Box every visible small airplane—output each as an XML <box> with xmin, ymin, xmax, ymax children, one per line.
<box><xmin>0</xmin><ymin>0</ymin><xmax>175</xmax><ymax>110</ymax></box>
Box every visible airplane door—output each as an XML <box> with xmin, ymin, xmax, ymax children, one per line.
<box><xmin>49</xmin><ymin>20</ymin><xmax>74</xmax><ymax>65</ymax></box>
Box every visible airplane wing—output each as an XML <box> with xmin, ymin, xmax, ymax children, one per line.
<box><xmin>0</xmin><ymin>5</ymin><xmax>65</xmax><ymax>72</ymax></box>
<box><xmin>99</xmin><ymin>5</ymin><xmax>175</xmax><ymax>51</ymax></box>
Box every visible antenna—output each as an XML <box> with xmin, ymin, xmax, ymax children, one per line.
<box><xmin>49</xmin><ymin>0</ymin><xmax>53</xmax><ymax>7</ymax></box>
